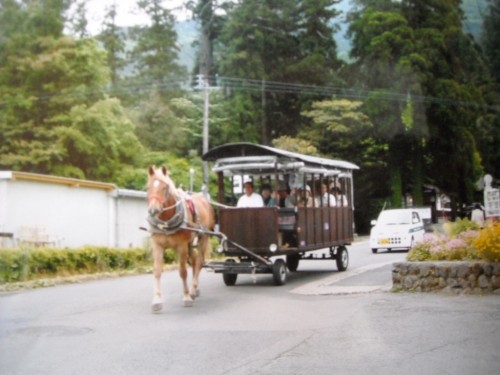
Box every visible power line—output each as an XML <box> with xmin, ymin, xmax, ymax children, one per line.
<box><xmin>0</xmin><ymin>74</ymin><xmax>498</xmax><ymax>112</ymax></box>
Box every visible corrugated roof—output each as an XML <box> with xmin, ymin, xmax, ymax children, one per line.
<box><xmin>202</xmin><ymin>143</ymin><xmax>359</xmax><ymax>171</ymax></box>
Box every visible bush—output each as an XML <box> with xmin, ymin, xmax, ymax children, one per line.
<box><xmin>407</xmin><ymin>220</ymin><xmax>500</xmax><ymax>262</ymax></box>
<box><xmin>443</xmin><ymin>218</ymin><xmax>479</xmax><ymax>237</ymax></box>
<box><xmin>0</xmin><ymin>246</ymin><xmax>154</xmax><ymax>284</ymax></box>
<box><xmin>407</xmin><ymin>220</ymin><xmax>481</xmax><ymax>262</ymax></box>
<box><xmin>474</xmin><ymin>222</ymin><xmax>500</xmax><ymax>262</ymax></box>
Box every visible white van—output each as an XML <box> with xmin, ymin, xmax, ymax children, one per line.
<box><xmin>369</xmin><ymin>209</ymin><xmax>425</xmax><ymax>254</ymax></box>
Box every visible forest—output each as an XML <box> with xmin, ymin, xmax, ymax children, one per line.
<box><xmin>0</xmin><ymin>0</ymin><xmax>499</xmax><ymax>233</ymax></box>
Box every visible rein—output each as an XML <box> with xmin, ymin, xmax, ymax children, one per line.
<box><xmin>148</xmin><ymin>195</ymin><xmax>183</xmax><ymax>213</ymax></box>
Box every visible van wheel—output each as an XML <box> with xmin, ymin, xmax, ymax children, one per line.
<box><xmin>371</xmin><ymin>248</ymin><xmax>378</xmax><ymax>254</ymax></box>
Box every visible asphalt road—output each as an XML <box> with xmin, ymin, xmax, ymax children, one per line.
<box><xmin>1</xmin><ymin>241</ymin><xmax>499</xmax><ymax>375</ymax></box>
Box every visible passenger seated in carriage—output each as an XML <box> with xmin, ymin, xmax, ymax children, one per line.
<box><xmin>260</xmin><ymin>184</ymin><xmax>278</xmax><ymax>207</ymax></box>
<box><xmin>237</xmin><ymin>181</ymin><xmax>264</xmax><ymax>208</ymax></box>
<box><xmin>297</xmin><ymin>185</ymin><xmax>314</xmax><ymax>207</ymax></box>
<box><xmin>330</xmin><ymin>184</ymin><xmax>348</xmax><ymax>207</ymax></box>
<box><xmin>320</xmin><ymin>182</ymin><xmax>336</xmax><ymax>207</ymax></box>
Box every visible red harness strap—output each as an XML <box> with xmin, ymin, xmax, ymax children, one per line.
<box><xmin>184</xmin><ymin>196</ymin><xmax>196</xmax><ymax>220</ymax></box>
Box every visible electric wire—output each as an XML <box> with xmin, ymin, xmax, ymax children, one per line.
<box><xmin>0</xmin><ymin>74</ymin><xmax>498</xmax><ymax>112</ymax></box>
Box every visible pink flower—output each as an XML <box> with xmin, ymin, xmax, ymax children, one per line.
<box><xmin>446</xmin><ymin>238</ymin><xmax>466</xmax><ymax>250</ymax></box>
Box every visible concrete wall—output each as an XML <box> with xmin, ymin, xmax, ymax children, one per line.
<box><xmin>0</xmin><ymin>171</ymin><xmax>149</xmax><ymax>248</ymax></box>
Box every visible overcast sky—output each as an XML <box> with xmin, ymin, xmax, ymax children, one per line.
<box><xmin>82</xmin><ymin>0</ymin><xmax>190</xmax><ymax>35</ymax></box>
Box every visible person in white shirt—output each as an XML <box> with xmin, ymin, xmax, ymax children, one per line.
<box><xmin>237</xmin><ymin>181</ymin><xmax>264</xmax><ymax>208</ymax></box>
<box><xmin>320</xmin><ymin>183</ymin><xmax>336</xmax><ymax>207</ymax></box>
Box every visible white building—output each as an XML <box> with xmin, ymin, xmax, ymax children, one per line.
<box><xmin>0</xmin><ymin>171</ymin><xmax>149</xmax><ymax>248</ymax></box>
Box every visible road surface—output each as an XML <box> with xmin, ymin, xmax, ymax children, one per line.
<box><xmin>1</xmin><ymin>241</ymin><xmax>499</xmax><ymax>375</ymax></box>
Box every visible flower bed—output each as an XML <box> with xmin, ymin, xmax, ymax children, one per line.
<box><xmin>393</xmin><ymin>220</ymin><xmax>500</xmax><ymax>294</ymax></box>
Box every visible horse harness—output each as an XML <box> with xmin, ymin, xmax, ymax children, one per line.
<box><xmin>147</xmin><ymin>193</ymin><xmax>207</xmax><ymax>238</ymax></box>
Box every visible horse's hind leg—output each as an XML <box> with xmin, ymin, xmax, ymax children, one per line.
<box><xmin>179</xmin><ymin>246</ymin><xmax>193</xmax><ymax>307</ymax></box>
<box><xmin>151</xmin><ymin>240</ymin><xmax>164</xmax><ymax>312</ymax></box>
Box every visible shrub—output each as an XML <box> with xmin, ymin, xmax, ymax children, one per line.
<box><xmin>474</xmin><ymin>222</ymin><xmax>500</xmax><ymax>262</ymax></box>
<box><xmin>407</xmin><ymin>222</ymin><xmax>481</xmax><ymax>262</ymax></box>
<box><xmin>444</xmin><ymin>218</ymin><xmax>479</xmax><ymax>237</ymax></box>
<box><xmin>0</xmin><ymin>246</ymin><xmax>155</xmax><ymax>284</ymax></box>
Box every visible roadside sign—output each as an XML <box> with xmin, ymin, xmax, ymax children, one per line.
<box><xmin>484</xmin><ymin>174</ymin><xmax>500</xmax><ymax>218</ymax></box>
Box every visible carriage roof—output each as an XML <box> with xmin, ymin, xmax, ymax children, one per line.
<box><xmin>202</xmin><ymin>143</ymin><xmax>359</xmax><ymax>176</ymax></box>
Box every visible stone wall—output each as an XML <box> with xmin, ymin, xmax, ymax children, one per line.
<box><xmin>392</xmin><ymin>262</ymin><xmax>500</xmax><ymax>294</ymax></box>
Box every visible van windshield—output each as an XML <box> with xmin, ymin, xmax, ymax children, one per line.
<box><xmin>377</xmin><ymin>210</ymin><xmax>411</xmax><ymax>225</ymax></box>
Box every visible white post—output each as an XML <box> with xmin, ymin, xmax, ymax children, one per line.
<box><xmin>189</xmin><ymin>168</ymin><xmax>195</xmax><ymax>192</ymax></box>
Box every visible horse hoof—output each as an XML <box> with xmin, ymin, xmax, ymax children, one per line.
<box><xmin>190</xmin><ymin>289</ymin><xmax>200</xmax><ymax>300</ymax></box>
<box><xmin>152</xmin><ymin>302</ymin><xmax>163</xmax><ymax>313</ymax></box>
<box><xmin>183</xmin><ymin>298</ymin><xmax>194</xmax><ymax>307</ymax></box>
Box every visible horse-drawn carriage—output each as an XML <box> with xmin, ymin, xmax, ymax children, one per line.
<box><xmin>146</xmin><ymin>143</ymin><xmax>358</xmax><ymax>309</ymax></box>
<box><xmin>202</xmin><ymin>143</ymin><xmax>359</xmax><ymax>286</ymax></box>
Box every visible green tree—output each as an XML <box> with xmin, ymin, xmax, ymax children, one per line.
<box><xmin>67</xmin><ymin>0</ymin><xmax>88</xmax><ymax>38</ymax></box>
<box><xmin>401</xmin><ymin>0</ymin><xmax>487</xmax><ymax>214</ymax></box>
<box><xmin>272</xmin><ymin>136</ymin><xmax>319</xmax><ymax>155</ymax></box>
<box><xmin>348</xmin><ymin>7</ymin><xmax>423</xmax><ymax>207</ymax></box>
<box><xmin>217</xmin><ymin>0</ymin><xmax>342</xmax><ymax>143</ymax></box>
<box><xmin>482</xmin><ymin>0</ymin><xmax>500</xmax><ymax>86</ymax></box>
<box><xmin>0</xmin><ymin>2</ymin><xmax>142</xmax><ymax>182</ymax></box>
<box><xmin>98</xmin><ymin>3</ymin><xmax>126</xmax><ymax>88</ymax></box>
<box><xmin>129</xmin><ymin>0</ymin><xmax>186</xmax><ymax>99</ymax></box>
<box><xmin>348</xmin><ymin>0</ymin><xmax>489</xmax><ymax>215</ymax></box>
<box><xmin>480</xmin><ymin>0</ymin><xmax>500</xmax><ymax>179</ymax></box>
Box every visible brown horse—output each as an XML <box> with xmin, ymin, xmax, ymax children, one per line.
<box><xmin>147</xmin><ymin>166</ymin><xmax>215</xmax><ymax>311</ymax></box>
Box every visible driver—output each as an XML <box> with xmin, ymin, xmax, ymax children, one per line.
<box><xmin>237</xmin><ymin>181</ymin><xmax>264</xmax><ymax>208</ymax></box>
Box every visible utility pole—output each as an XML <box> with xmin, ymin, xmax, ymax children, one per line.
<box><xmin>196</xmin><ymin>73</ymin><xmax>210</xmax><ymax>194</ymax></box>
<box><xmin>197</xmin><ymin>0</ymin><xmax>213</xmax><ymax>195</ymax></box>
<box><xmin>202</xmin><ymin>75</ymin><xmax>209</xmax><ymax>192</ymax></box>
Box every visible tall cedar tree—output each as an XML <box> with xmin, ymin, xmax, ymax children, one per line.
<box><xmin>480</xmin><ymin>0</ymin><xmax>500</xmax><ymax>179</ymax></box>
<box><xmin>129</xmin><ymin>0</ymin><xmax>186</xmax><ymax>99</ymax></box>
<box><xmin>401</xmin><ymin>0</ymin><xmax>487</xmax><ymax>215</ymax></box>
<box><xmin>217</xmin><ymin>0</ymin><xmax>342</xmax><ymax>144</ymax></box>
<box><xmin>349</xmin><ymin>0</ymin><xmax>488</xmax><ymax>214</ymax></box>
<box><xmin>98</xmin><ymin>3</ymin><xmax>126</xmax><ymax>88</ymax></box>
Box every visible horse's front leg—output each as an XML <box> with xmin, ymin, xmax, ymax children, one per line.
<box><xmin>151</xmin><ymin>239</ymin><xmax>164</xmax><ymax>312</ymax></box>
<box><xmin>190</xmin><ymin>236</ymin><xmax>209</xmax><ymax>299</ymax></box>
<box><xmin>179</xmin><ymin>246</ymin><xmax>193</xmax><ymax>307</ymax></box>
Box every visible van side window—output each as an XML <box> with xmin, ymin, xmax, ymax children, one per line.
<box><xmin>412</xmin><ymin>212</ymin><xmax>420</xmax><ymax>224</ymax></box>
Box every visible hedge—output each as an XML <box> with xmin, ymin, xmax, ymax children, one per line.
<box><xmin>0</xmin><ymin>246</ymin><xmax>177</xmax><ymax>284</ymax></box>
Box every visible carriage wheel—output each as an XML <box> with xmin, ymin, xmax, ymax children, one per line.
<box><xmin>336</xmin><ymin>246</ymin><xmax>349</xmax><ymax>272</ymax></box>
<box><xmin>286</xmin><ymin>254</ymin><xmax>300</xmax><ymax>272</ymax></box>
<box><xmin>222</xmin><ymin>259</ymin><xmax>238</xmax><ymax>286</ymax></box>
<box><xmin>272</xmin><ymin>259</ymin><xmax>287</xmax><ymax>286</ymax></box>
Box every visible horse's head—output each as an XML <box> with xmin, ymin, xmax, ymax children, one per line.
<box><xmin>147</xmin><ymin>166</ymin><xmax>178</xmax><ymax>217</ymax></box>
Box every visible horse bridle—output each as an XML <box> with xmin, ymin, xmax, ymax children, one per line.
<box><xmin>148</xmin><ymin>179</ymin><xmax>182</xmax><ymax>213</ymax></box>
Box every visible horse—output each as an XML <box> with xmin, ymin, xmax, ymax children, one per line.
<box><xmin>146</xmin><ymin>165</ymin><xmax>215</xmax><ymax>311</ymax></box>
